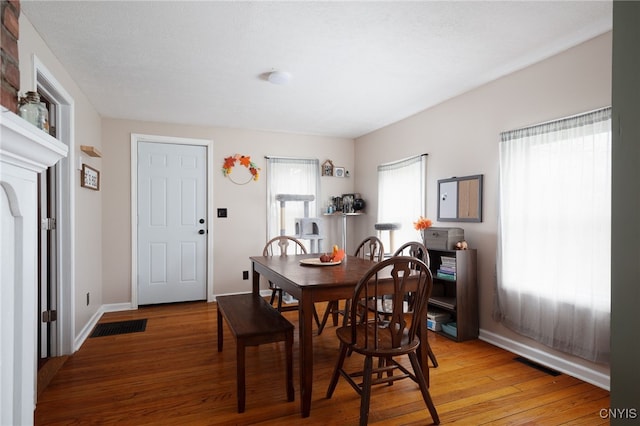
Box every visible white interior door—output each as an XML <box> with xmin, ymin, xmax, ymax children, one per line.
<box><xmin>137</xmin><ymin>142</ymin><xmax>207</xmax><ymax>305</ymax></box>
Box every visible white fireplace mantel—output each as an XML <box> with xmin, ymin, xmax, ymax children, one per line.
<box><xmin>1</xmin><ymin>107</ymin><xmax>68</xmax><ymax>425</ymax></box>
<box><xmin>1</xmin><ymin>107</ymin><xmax>68</xmax><ymax>171</ymax></box>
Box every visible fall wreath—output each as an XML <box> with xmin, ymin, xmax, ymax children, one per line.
<box><xmin>222</xmin><ymin>154</ymin><xmax>260</xmax><ymax>184</ymax></box>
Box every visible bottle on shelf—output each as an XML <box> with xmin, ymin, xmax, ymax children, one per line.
<box><xmin>18</xmin><ymin>91</ymin><xmax>49</xmax><ymax>133</ymax></box>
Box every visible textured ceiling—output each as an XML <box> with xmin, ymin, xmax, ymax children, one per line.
<box><xmin>21</xmin><ymin>1</ymin><xmax>612</xmax><ymax>139</ymax></box>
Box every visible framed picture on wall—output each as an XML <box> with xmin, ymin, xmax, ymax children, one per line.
<box><xmin>322</xmin><ymin>159</ymin><xmax>334</xmax><ymax>176</ymax></box>
<box><xmin>334</xmin><ymin>167</ymin><xmax>345</xmax><ymax>178</ymax></box>
<box><xmin>437</xmin><ymin>174</ymin><xmax>483</xmax><ymax>222</ymax></box>
<box><xmin>81</xmin><ymin>164</ymin><xmax>100</xmax><ymax>190</ymax></box>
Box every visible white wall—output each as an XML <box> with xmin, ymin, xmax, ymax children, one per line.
<box><xmin>101</xmin><ymin>119</ymin><xmax>355</xmax><ymax>302</ymax></box>
<box><xmin>353</xmin><ymin>32</ymin><xmax>612</xmax><ymax>387</ymax></box>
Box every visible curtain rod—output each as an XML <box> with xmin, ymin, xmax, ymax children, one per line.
<box><xmin>501</xmin><ymin>106</ymin><xmax>611</xmax><ymax>140</ymax></box>
<box><xmin>379</xmin><ymin>153</ymin><xmax>428</xmax><ymax>168</ymax></box>
<box><xmin>264</xmin><ymin>155</ymin><xmax>319</xmax><ymax>161</ymax></box>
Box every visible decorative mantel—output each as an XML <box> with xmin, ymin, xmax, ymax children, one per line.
<box><xmin>1</xmin><ymin>107</ymin><xmax>68</xmax><ymax>425</ymax></box>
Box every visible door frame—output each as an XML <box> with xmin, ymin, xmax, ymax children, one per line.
<box><xmin>34</xmin><ymin>55</ymin><xmax>75</xmax><ymax>356</ymax></box>
<box><xmin>130</xmin><ymin>134</ymin><xmax>214</xmax><ymax>308</ymax></box>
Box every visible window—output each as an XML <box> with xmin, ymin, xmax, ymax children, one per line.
<box><xmin>496</xmin><ymin>107</ymin><xmax>611</xmax><ymax>364</ymax></box>
<box><xmin>377</xmin><ymin>154</ymin><xmax>427</xmax><ymax>252</ymax></box>
<box><xmin>266</xmin><ymin>157</ymin><xmax>320</xmax><ymax>250</ymax></box>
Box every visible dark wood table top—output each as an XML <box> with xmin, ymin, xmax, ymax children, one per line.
<box><xmin>250</xmin><ymin>254</ymin><xmax>376</xmax><ymax>293</ymax></box>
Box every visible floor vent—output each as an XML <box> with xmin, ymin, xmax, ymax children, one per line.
<box><xmin>90</xmin><ymin>319</ymin><xmax>147</xmax><ymax>338</ymax></box>
<box><xmin>514</xmin><ymin>356</ymin><xmax>561</xmax><ymax>376</ymax></box>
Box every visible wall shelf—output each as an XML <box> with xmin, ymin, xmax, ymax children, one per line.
<box><xmin>80</xmin><ymin>145</ymin><xmax>102</xmax><ymax>157</ymax></box>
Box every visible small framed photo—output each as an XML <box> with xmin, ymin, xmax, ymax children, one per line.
<box><xmin>81</xmin><ymin>164</ymin><xmax>100</xmax><ymax>190</ymax></box>
<box><xmin>342</xmin><ymin>193</ymin><xmax>355</xmax><ymax>213</ymax></box>
<box><xmin>334</xmin><ymin>167</ymin><xmax>345</xmax><ymax>178</ymax></box>
<box><xmin>322</xmin><ymin>159</ymin><xmax>334</xmax><ymax>177</ymax></box>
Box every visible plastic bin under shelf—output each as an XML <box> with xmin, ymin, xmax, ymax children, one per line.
<box><xmin>441</xmin><ymin>322</ymin><xmax>457</xmax><ymax>338</ymax></box>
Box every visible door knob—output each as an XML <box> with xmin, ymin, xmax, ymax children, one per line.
<box><xmin>198</xmin><ymin>229</ymin><xmax>205</xmax><ymax>235</ymax></box>
<box><xmin>199</xmin><ymin>218</ymin><xmax>205</xmax><ymax>224</ymax></box>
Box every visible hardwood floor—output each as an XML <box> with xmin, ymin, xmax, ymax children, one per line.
<box><xmin>35</xmin><ymin>301</ymin><xmax>609</xmax><ymax>425</ymax></box>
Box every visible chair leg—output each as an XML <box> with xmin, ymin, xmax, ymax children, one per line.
<box><xmin>427</xmin><ymin>342</ymin><xmax>438</xmax><ymax>368</ymax></box>
<box><xmin>269</xmin><ymin>287</ymin><xmax>277</xmax><ymax>306</ymax></box>
<box><xmin>326</xmin><ymin>342</ymin><xmax>349</xmax><ymax>398</ymax></box>
<box><xmin>342</xmin><ymin>299</ymin><xmax>351</xmax><ymax>326</ymax></box>
<box><xmin>277</xmin><ymin>288</ymin><xmax>283</xmax><ymax>311</ymax></box>
<box><xmin>377</xmin><ymin>356</ymin><xmax>394</xmax><ymax>383</ymax></box>
<box><xmin>318</xmin><ymin>300</ymin><xmax>337</xmax><ymax>335</ymax></box>
<box><xmin>408</xmin><ymin>351</ymin><xmax>440</xmax><ymax>425</ymax></box>
<box><xmin>359</xmin><ymin>355</ymin><xmax>374</xmax><ymax>426</ymax></box>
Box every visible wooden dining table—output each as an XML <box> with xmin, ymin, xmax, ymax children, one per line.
<box><xmin>250</xmin><ymin>253</ymin><xmax>431</xmax><ymax>418</ymax></box>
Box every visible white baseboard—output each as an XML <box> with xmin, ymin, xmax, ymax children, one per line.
<box><xmin>73</xmin><ymin>303</ymin><xmax>136</xmax><ymax>352</ymax></box>
<box><xmin>213</xmin><ymin>290</ymin><xmax>273</xmax><ymax>300</ymax></box>
<box><xmin>101</xmin><ymin>302</ymin><xmax>136</xmax><ymax>313</ymax></box>
<box><xmin>479</xmin><ymin>329</ymin><xmax>610</xmax><ymax>391</ymax></box>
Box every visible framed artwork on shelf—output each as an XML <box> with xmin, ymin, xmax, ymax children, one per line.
<box><xmin>333</xmin><ymin>167</ymin><xmax>345</xmax><ymax>178</ymax></box>
<box><xmin>81</xmin><ymin>164</ymin><xmax>100</xmax><ymax>190</ymax></box>
<box><xmin>341</xmin><ymin>193</ymin><xmax>355</xmax><ymax>213</ymax></box>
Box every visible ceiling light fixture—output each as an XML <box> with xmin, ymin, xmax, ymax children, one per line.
<box><xmin>267</xmin><ymin>70</ymin><xmax>291</xmax><ymax>85</ymax></box>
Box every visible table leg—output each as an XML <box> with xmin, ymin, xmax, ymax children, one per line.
<box><xmin>299</xmin><ymin>292</ymin><xmax>314</xmax><ymax>417</ymax></box>
<box><xmin>252</xmin><ymin>263</ymin><xmax>260</xmax><ymax>295</ymax></box>
<box><xmin>341</xmin><ymin>213</ymin><xmax>347</xmax><ymax>251</ymax></box>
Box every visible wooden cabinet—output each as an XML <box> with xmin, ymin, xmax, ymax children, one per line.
<box><xmin>427</xmin><ymin>248</ymin><xmax>478</xmax><ymax>341</ymax></box>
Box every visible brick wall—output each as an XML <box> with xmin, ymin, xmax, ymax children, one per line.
<box><xmin>1</xmin><ymin>0</ymin><xmax>20</xmax><ymax>113</ymax></box>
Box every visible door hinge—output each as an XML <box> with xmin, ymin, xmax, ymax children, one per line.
<box><xmin>41</xmin><ymin>217</ymin><xmax>56</xmax><ymax>230</ymax></box>
<box><xmin>42</xmin><ymin>310</ymin><xmax>58</xmax><ymax>323</ymax></box>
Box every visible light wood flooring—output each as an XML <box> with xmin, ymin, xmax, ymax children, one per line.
<box><xmin>35</xmin><ymin>301</ymin><xmax>609</xmax><ymax>425</ymax></box>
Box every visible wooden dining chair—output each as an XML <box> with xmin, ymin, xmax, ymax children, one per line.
<box><xmin>317</xmin><ymin>236</ymin><xmax>384</xmax><ymax>335</ymax></box>
<box><xmin>326</xmin><ymin>256</ymin><xmax>440</xmax><ymax>426</ymax></box>
<box><xmin>263</xmin><ymin>236</ymin><xmax>320</xmax><ymax>326</ymax></box>
<box><xmin>393</xmin><ymin>241</ymin><xmax>438</xmax><ymax>367</ymax></box>
<box><xmin>393</xmin><ymin>240</ymin><xmax>430</xmax><ymax>268</ymax></box>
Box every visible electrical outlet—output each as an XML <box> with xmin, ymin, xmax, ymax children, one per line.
<box><xmin>86</xmin><ymin>292</ymin><xmax>90</xmax><ymax>306</ymax></box>
<box><xmin>242</xmin><ymin>271</ymin><xmax>249</xmax><ymax>280</ymax></box>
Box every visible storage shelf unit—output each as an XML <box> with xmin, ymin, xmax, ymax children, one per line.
<box><xmin>427</xmin><ymin>248</ymin><xmax>478</xmax><ymax>341</ymax></box>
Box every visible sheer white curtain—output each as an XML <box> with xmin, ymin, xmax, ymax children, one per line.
<box><xmin>496</xmin><ymin>107</ymin><xmax>611</xmax><ymax>364</ymax></box>
<box><xmin>377</xmin><ymin>154</ymin><xmax>427</xmax><ymax>250</ymax></box>
<box><xmin>266</xmin><ymin>157</ymin><xmax>320</xmax><ymax>249</ymax></box>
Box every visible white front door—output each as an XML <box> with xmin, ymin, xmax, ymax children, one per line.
<box><xmin>137</xmin><ymin>142</ymin><xmax>207</xmax><ymax>305</ymax></box>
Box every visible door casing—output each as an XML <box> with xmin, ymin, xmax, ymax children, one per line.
<box><xmin>34</xmin><ymin>55</ymin><xmax>75</xmax><ymax>356</ymax></box>
<box><xmin>130</xmin><ymin>134</ymin><xmax>214</xmax><ymax>308</ymax></box>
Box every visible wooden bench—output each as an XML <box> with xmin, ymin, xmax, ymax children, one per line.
<box><xmin>216</xmin><ymin>293</ymin><xmax>294</xmax><ymax>413</ymax></box>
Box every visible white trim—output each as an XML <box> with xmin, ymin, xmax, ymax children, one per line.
<box><xmin>130</xmin><ymin>134</ymin><xmax>214</xmax><ymax>309</ymax></box>
<box><xmin>72</xmin><ymin>303</ymin><xmax>135</xmax><ymax>351</ymax></box>
<box><xmin>213</xmin><ymin>290</ymin><xmax>272</xmax><ymax>301</ymax></box>
<box><xmin>32</xmin><ymin>55</ymin><xmax>76</xmax><ymax>357</ymax></box>
<box><xmin>479</xmin><ymin>329</ymin><xmax>610</xmax><ymax>390</ymax></box>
